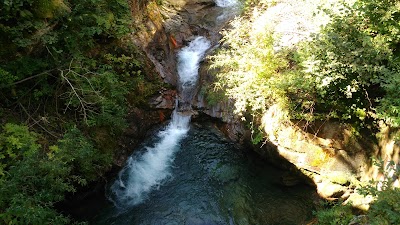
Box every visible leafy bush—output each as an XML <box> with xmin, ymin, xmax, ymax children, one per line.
<box><xmin>315</xmin><ymin>159</ymin><xmax>400</xmax><ymax>225</ymax></box>
<box><xmin>357</xmin><ymin>159</ymin><xmax>400</xmax><ymax>225</ymax></box>
<box><xmin>0</xmin><ymin>0</ymin><xmax>159</xmax><ymax>134</ymax></box>
<box><xmin>207</xmin><ymin>1</ymin><xmax>314</xmax><ymax>143</ymax></box>
<box><xmin>0</xmin><ymin>123</ymin><xmax>114</xmax><ymax>224</ymax></box>
<box><xmin>0</xmin><ymin>124</ymin><xmax>73</xmax><ymax>224</ymax></box>
<box><xmin>368</xmin><ymin>188</ymin><xmax>400</xmax><ymax>225</ymax></box>
<box><xmin>0</xmin><ymin>0</ymin><xmax>161</xmax><ymax>223</ymax></box>
<box><xmin>211</xmin><ymin>0</ymin><xmax>400</xmax><ymax>139</ymax></box>
<box><xmin>315</xmin><ymin>202</ymin><xmax>353</xmax><ymax>225</ymax></box>
<box><xmin>0</xmin><ymin>123</ymin><xmax>40</xmax><ymax>177</ymax></box>
<box><xmin>209</xmin><ymin>8</ymin><xmax>289</xmax><ymax>116</ymax></box>
<box><xmin>56</xmin><ymin>126</ymin><xmax>113</xmax><ymax>182</ymax></box>
<box><xmin>300</xmin><ymin>0</ymin><xmax>400</xmax><ymax>125</ymax></box>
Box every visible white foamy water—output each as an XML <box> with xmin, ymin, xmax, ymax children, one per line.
<box><xmin>109</xmin><ymin>37</ymin><xmax>210</xmax><ymax>207</ymax></box>
<box><xmin>177</xmin><ymin>36</ymin><xmax>211</xmax><ymax>87</ymax></box>
<box><xmin>109</xmin><ymin>111</ymin><xmax>190</xmax><ymax>206</ymax></box>
<box><xmin>215</xmin><ymin>0</ymin><xmax>238</xmax><ymax>7</ymax></box>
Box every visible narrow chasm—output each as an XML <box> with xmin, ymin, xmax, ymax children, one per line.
<box><xmin>85</xmin><ymin>1</ymin><xmax>320</xmax><ymax>224</ymax></box>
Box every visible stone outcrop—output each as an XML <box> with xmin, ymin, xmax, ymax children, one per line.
<box><xmin>130</xmin><ymin>0</ymin><xmax>396</xmax><ymax>213</ymax></box>
<box><xmin>130</xmin><ymin>0</ymin><xmax>228</xmax><ymax>85</ymax></box>
<box><xmin>188</xmin><ymin>0</ymin><xmax>400</xmax><ymax>210</ymax></box>
<box><xmin>130</xmin><ymin>0</ymin><xmax>237</xmax><ymax>111</ymax></box>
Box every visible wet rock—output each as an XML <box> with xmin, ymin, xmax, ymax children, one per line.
<box><xmin>131</xmin><ymin>0</ymin><xmax>231</xmax><ymax>87</ymax></box>
<box><xmin>149</xmin><ymin>89</ymin><xmax>177</xmax><ymax>109</ymax></box>
<box><xmin>280</xmin><ymin>172</ymin><xmax>302</xmax><ymax>186</ymax></box>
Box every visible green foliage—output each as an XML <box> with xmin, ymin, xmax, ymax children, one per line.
<box><xmin>300</xmin><ymin>0</ymin><xmax>400</xmax><ymax>125</ymax></box>
<box><xmin>0</xmin><ymin>124</ymin><xmax>113</xmax><ymax>224</ymax></box>
<box><xmin>208</xmin><ymin>0</ymin><xmax>313</xmax><ymax>143</ymax></box>
<box><xmin>209</xmin><ymin>13</ymin><xmax>288</xmax><ymax>116</ymax></box>
<box><xmin>57</xmin><ymin>127</ymin><xmax>113</xmax><ymax>182</ymax></box>
<box><xmin>200</xmin><ymin>82</ymin><xmax>227</xmax><ymax>107</ymax></box>
<box><xmin>315</xmin><ymin>202</ymin><xmax>353</xmax><ymax>225</ymax></box>
<box><xmin>0</xmin><ymin>68</ymin><xmax>17</xmax><ymax>88</ymax></box>
<box><xmin>0</xmin><ymin>0</ymin><xmax>155</xmax><ymax>133</ymax></box>
<box><xmin>0</xmin><ymin>3</ymin><xmax>157</xmax><ymax>223</ymax></box>
<box><xmin>0</xmin><ymin>123</ymin><xmax>40</xmax><ymax>177</ymax></box>
<box><xmin>60</xmin><ymin>63</ymin><xmax>129</xmax><ymax>132</ymax></box>
<box><xmin>0</xmin><ymin>124</ymin><xmax>73</xmax><ymax>224</ymax></box>
<box><xmin>0</xmin><ymin>0</ymin><xmax>131</xmax><ymax>57</ymax></box>
<box><xmin>315</xmin><ymin>159</ymin><xmax>400</xmax><ymax>225</ymax></box>
<box><xmin>251</xmin><ymin>128</ymin><xmax>264</xmax><ymax>145</ymax></box>
<box><xmin>357</xmin><ymin>159</ymin><xmax>400</xmax><ymax>224</ymax></box>
<box><xmin>368</xmin><ymin>188</ymin><xmax>400</xmax><ymax>225</ymax></box>
<box><xmin>358</xmin><ymin>159</ymin><xmax>400</xmax><ymax>196</ymax></box>
<box><xmin>0</xmin><ymin>0</ymin><xmax>161</xmax><ymax>223</ymax></box>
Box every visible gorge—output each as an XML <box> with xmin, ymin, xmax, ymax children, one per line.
<box><xmin>89</xmin><ymin>1</ymin><xmax>318</xmax><ymax>224</ymax></box>
<box><xmin>1</xmin><ymin>0</ymin><xmax>399</xmax><ymax>224</ymax></box>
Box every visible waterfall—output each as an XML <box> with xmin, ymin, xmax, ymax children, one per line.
<box><xmin>215</xmin><ymin>0</ymin><xmax>238</xmax><ymax>7</ymax></box>
<box><xmin>109</xmin><ymin>37</ymin><xmax>211</xmax><ymax>207</ymax></box>
<box><xmin>177</xmin><ymin>37</ymin><xmax>211</xmax><ymax>111</ymax></box>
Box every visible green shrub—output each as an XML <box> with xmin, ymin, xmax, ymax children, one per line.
<box><xmin>0</xmin><ymin>124</ymin><xmax>113</xmax><ymax>224</ymax></box>
<box><xmin>209</xmin><ymin>16</ymin><xmax>288</xmax><ymax>116</ymax></box>
<box><xmin>0</xmin><ymin>124</ymin><xmax>73</xmax><ymax>224</ymax></box>
<box><xmin>57</xmin><ymin>126</ymin><xmax>113</xmax><ymax>182</ymax></box>
<box><xmin>358</xmin><ymin>159</ymin><xmax>400</xmax><ymax>225</ymax></box>
<box><xmin>0</xmin><ymin>0</ymin><xmax>154</xmax><ymax>223</ymax></box>
<box><xmin>0</xmin><ymin>123</ymin><xmax>40</xmax><ymax>177</ymax></box>
<box><xmin>315</xmin><ymin>202</ymin><xmax>353</xmax><ymax>225</ymax></box>
<box><xmin>368</xmin><ymin>188</ymin><xmax>400</xmax><ymax>225</ymax></box>
<box><xmin>300</xmin><ymin>0</ymin><xmax>400</xmax><ymax>125</ymax></box>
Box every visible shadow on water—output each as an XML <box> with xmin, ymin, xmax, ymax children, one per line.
<box><xmin>91</xmin><ymin>122</ymin><xmax>318</xmax><ymax>225</ymax></box>
<box><xmin>75</xmin><ymin>1</ymin><xmax>320</xmax><ymax>224</ymax></box>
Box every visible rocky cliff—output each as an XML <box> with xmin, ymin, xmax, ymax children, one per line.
<box><xmin>194</xmin><ymin>0</ymin><xmax>400</xmax><ymax>210</ymax></box>
<box><xmin>130</xmin><ymin>0</ymin><xmax>400</xmax><ymax>210</ymax></box>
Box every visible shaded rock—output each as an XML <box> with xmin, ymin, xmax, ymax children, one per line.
<box><xmin>280</xmin><ymin>172</ymin><xmax>302</xmax><ymax>186</ymax></box>
<box><xmin>115</xmin><ymin>107</ymin><xmax>169</xmax><ymax>167</ymax></box>
<box><xmin>149</xmin><ymin>89</ymin><xmax>177</xmax><ymax>109</ymax></box>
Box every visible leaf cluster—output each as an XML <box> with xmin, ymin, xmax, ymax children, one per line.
<box><xmin>316</xmin><ymin>159</ymin><xmax>400</xmax><ymax>225</ymax></box>
<box><xmin>314</xmin><ymin>201</ymin><xmax>353</xmax><ymax>225</ymax></box>
<box><xmin>207</xmin><ymin>1</ymin><xmax>313</xmax><ymax>143</ymax></box>
<box><xmin>0</xmin><ymin>0</ymin><xmax>163</xmax><ymax>223</ymax></box>
<box><xmin>209</xmin><ymin>14</ymin><xmax>288</xmax><ymax>116</ymax></box>
<box><xmin>300</xmin><ymin>0</ymin><xmax>400</xmax><ymax>125</ymax></box>
<box><xmin>0</xmin><ymin>124</ymin><xmax>112</xmax><ymax>224</ymax></box>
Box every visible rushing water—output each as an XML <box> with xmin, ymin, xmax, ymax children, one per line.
<box><xmin>90</xmin><ymin>1</ymin><xmax>317</xmax><ymax>224</ymax></box>
<box><xmin>93</xmin><ymin>124</ymin><xmax>316</xmax><ymax>225</ymax></box>
<box><xmin>177</xmin><ymin>37</ymin><xmax>211</xmax><ymax>110</ymax></box>
<box><xmin>215</xmin><ymin>0</ymin><xmax>238</xmax><ymax>7</ymax></box>
<box><xmin>108</xmin><ymin>36</ymin><xmax>211</xmax><ymax>207</ymax></box>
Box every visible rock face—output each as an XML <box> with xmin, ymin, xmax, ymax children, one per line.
<box><xmin>130</xmin><ymin>0</ymin><xmax>237</xmax><ymax>111</ymax></box>
<box><xmin>131</xmin><ymin>0</ymin><xmax>228</xmax><ymax>86</ymax></box>
<box><xmin>258</xmin><ymin>105</ymin><xmax>399</xmax><ymax>210</ymax></box>
<box><xmin>188</xmin><ymin>0</ymin><xmax>400</xmax><ymax>210</ymax></box>
<box><xmin>131</xmin><ymin>0</ymin><xmax>398</xmax><ymax>211</ymax></box>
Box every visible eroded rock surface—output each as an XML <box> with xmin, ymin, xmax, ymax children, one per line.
<box><xmin>132</xmin><ymin>0</ymin><xmax>231</xmax><ymax>86</ymax></box>
<box><xmin>189</xmin><ymin>0</ymin><xmax>400</xmax><ymax>209</ymax></box>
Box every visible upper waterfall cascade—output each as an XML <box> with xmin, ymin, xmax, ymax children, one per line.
<box><xmin>215</xmin><ymin>0</ymin><xmax>238</xmax><ymax>7</ymax></box>
<box><xmin>109</xmin><ymin>37</ymin><xmax>210</xmax><ymax>207</ymax></box>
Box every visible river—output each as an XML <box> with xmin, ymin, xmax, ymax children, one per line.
<box><xmin>90</xmin><ymin>1</ymin><xmax>317</xmax><ymax>224</ymax></box>
<box><xmin>92</xmin><ymin>124</ymin><xmax>316</xmax><ymax>225</ymax></box>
